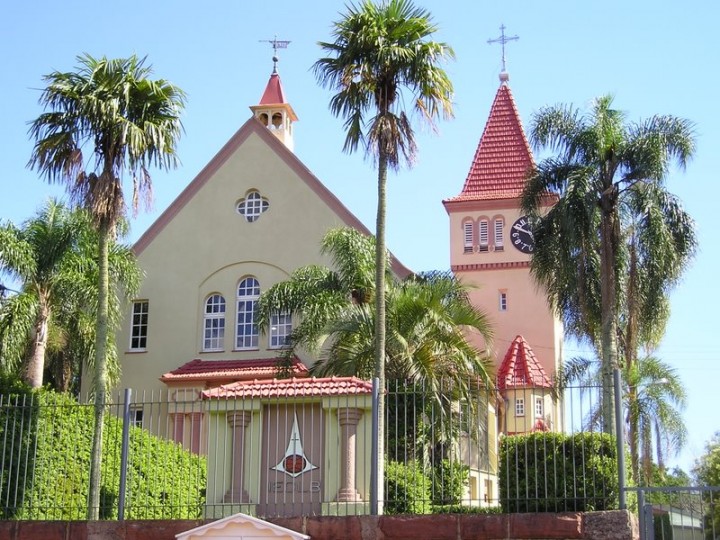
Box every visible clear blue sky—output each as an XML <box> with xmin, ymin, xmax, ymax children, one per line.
<box><xmin>1</xmin><ymin>1</ymin><xmax>718</xmax><ymax>474</ymax></box>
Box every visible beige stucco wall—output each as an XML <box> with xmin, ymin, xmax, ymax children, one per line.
<box><xmin>113</xmin><ymin>128</ymin><xmax>359</xmax><ymax>394</ymax></box>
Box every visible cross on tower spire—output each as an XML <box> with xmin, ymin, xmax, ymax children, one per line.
<box><xmin>259</xmin><ymin>35</ymin><xmax>291</xmax><ymax>73</ymax></box>
<box><xmin>487</xmin><ymin>24</ymin><xmax>519</xmax><ymax>81</ymax></box>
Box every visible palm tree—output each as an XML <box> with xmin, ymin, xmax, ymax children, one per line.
<box><xmin>0</xmin><ymin>200</ymin><xmax>84</xmax><ymax>387</ymax></box>
<box><xmin>522</xmin><ymin>95</ymin><xmax>695</xmax><ymax>433</ymax></box>
<box><xmin>313</xmin><ymin>0</ymin><xmax>455</xmax><ymax>482</ymax></box>
<box><xmin>28</xmin><ymin>54</ymin><xmax>185</xmax><ymax>518</ymax></box>
<box><xmin>559</xmin><ymin>353</ymin><xmax>686</xmax><ymax>486</ymax></box>
<box><xmin>258</xmin><ymin>227</ymin><xmax>493</xmax><ymax>404</ymax></box>
<box><xmin>0</xmin><ymin>203</ymin><xmax>142</xmax><ymax>393</ymax></box>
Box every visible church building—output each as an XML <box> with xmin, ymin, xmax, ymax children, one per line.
<box><xmin>101</xmin><ymin>53</ymin><xmax>562</xmax><ymax>516</ymax></box>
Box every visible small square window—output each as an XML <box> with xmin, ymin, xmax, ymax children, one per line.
<box><xmin>130</xmin><ymin>407</ymin><xmax>144</xmax><ymax>428</ymax></box>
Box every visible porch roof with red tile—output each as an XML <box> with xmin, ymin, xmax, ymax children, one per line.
<box><xmin>201</xmin><ymin>376</ymin><xmax>373</xmax><ymax>399</ymax></box>
<box><xmin>160</xmin><ymin>356</ymin><xmax>309</xmax><ymax>384</ymax></box>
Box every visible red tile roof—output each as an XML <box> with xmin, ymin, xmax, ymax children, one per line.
<box><xmin>201</xmin><ymin>376</ymin><xmax>373</xmax><ymax>399</ymax></box>
<box><xmin>160</xmin><ymin>357</ymin><xmax>309</xmax><ymax>383</ymax></box>
<box><xmin>259</xmin><ymin>72</ymin><xmax>287</xmax><ymax>105</ymax></box>
<box><xmin>444</xmin><ymin>83</ymin><xmax>534</xmax><ymax>203</ymax></box>
<box><xmin>497</xmin><ymin>335</ymin><xmax>552</xmax><ymax>389</ymax></box>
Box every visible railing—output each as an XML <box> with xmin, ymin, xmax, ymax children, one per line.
<box><xmin>0</xmin><ymin>379</ymin><xmax>706</xmax><ymax>525</ymax></box>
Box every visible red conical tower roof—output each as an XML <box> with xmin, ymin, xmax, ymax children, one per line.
<box><xmin>444</xmin><ymin>82</ymin><xmax>534</xmax><ymax>203</ymax></box>
<box><xmin>497</xmin><ymin>335</ymin><xmax>552</xmax><ymax>389</ymax></box>
<box><xmin>253</xmin><ymin>71</ymin><xmax>298</xmax><ymax>121</ymax></box>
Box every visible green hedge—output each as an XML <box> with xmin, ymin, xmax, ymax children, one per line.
<box><xmin>499</xmin><ymin>432</ymin><xmax>618</xmax><ymax>513</ymax></box>
<box><xmin>0</xmin><ymin>388</ymin><xmax>205</xmax><ymax>520</ymax></box>
<box><xmin>385</xmin><ymin>460</ymin><xmax>431</xmax><ymax>515</ymax></box>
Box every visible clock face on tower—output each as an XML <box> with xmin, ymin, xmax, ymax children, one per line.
<box><xmin>510</xmin><ymin>216</ymin><xmax>535</xmax><ymax>254</ymax></box>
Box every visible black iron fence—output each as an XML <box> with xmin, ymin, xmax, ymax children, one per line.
<box><xmin>0</xmin><ymin>378</ymin><xmax>703</xmax><ymax>529</ymax></box>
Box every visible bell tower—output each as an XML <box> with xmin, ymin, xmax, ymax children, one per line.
<box><xmin>442</xmin><ymin>67</ymin><xmax>562</xmax><ymax>392</ymax></box>
<box><xmin>250</xmin><ymin>37</ymin><xmax>298</xmax><ymax>152</ymax></box>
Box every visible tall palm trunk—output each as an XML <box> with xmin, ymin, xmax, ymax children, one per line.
<box><xmin>599</xmin><ymin>195</ymin><xmax>619</xmax><ymax>434</ymax></box>
<box><xmin>374</xmin><ymin>147</ymin><xmax>388</xmax><ymax>505</ymax></box>
<box><xmin>25</xmin><ymin>300</ymin><xmax>50</xmax><ymax>388</ymax></box>
<box><xmin>88</xmin><ymin>222</ymin><xmax>111</xmax><ymax>519</ymax></box>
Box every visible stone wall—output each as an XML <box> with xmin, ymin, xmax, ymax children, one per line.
<box><xmin>0</xmin><ymin>511</ymin><xmax>638</xmax><ymax>540</ymax></box>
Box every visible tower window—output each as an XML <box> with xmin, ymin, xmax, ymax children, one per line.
<box><xmin>463</xmin><ymin>221</ymin><xmax>474</xmax><ymax>253</ymax></box>
<box><xmin>499</xmin><ymin>291</ymin><xmax>507</xmax><ymax>311</ymax></box>
<box><xmin>479</xmin><ymin>220</ymin><xmax>489</xmax><ymax>252</ymax></box>
<box><xmin>515</xmin><ymin>398</ymin><xmax>525</xmax><ymax>417</ymax></box>
<box><xmin>535</xmin><ymin>397</ymin><xmax>544</xmax><ymax>418</ymax></box>
<box><xmin>494</xmin><ymin>218</ymin><xmax>504</xmax><ymax>250</ymax></box>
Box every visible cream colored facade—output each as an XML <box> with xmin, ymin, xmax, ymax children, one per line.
<box><xmin>111</xmin><ymin>116</ymin><xmax>387</xmax><ymax>395</ymax></box>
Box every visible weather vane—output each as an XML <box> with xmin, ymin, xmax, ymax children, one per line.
<box><xmin>259</xmin><ymin>35</ymin><xmax>291</xmax><ymax>73</ymax></box>
<box><xmin>487</xmin><ymin>24</ymin><xmax>519</xmax><ymax>74</ymax></box>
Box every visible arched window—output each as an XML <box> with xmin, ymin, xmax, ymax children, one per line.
<box><xmin>479</xmin><ymin>219</ymin><xmax>489</xmax><ymax>252</ymax></box>
<box><xmin>203</xmin><ymin>294</ymin><xmax>225</xmax><ymax>351</ymax></box>
<box><xmin>463</xmin><ymin>221</ymin><xmax>474</xmax><ymax>253</ymax></box>
<box><xmin>236</xmin><ymin>277</ymin><xmax>260</xmax><ymax>349</ymax></box>
<box><xmin>494</xmin><ymin>217</ymin><xmax>504</xmax><ymax>250</ymax></box>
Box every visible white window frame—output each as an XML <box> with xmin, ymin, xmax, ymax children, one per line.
<box><xmin>237</xmin><ymin>191</ymin><xmax>269</xmax><ymax>223</ymax></box>
<box><xmin>494</xmin><ymin>218</ymin><xmax>504</xmax><ymax>250</ymax></box>
<box><xmin>515</xmin><ymin>398</ymin><xmax>525</xmax><ymax>417</ymax></box>
<box><xmin>535</xmin><ymin>396</ymin><xmax>544</xmax><ymax>418</ymax></box>
<box><xmin>130</xmin><ymin>407</ymin><xmax>144</xmax><ymax>428</ymax></box>
<box><xmin>236</xmin><ymin>277</ymin><xmax>260</xmax><ymax>350</ymax></box>
<box><xmin>463</xmin><ymin>221</ymin><xmax>474</xmax><ymax>253</ymax></box>
<box><xmin>269</xmin><ymin>312</ymin><xmax>292</xmax><ymax>348</ymax></box>
<box><xmin>203</xmin><ymin>294</ymin><xmax>226</xmax><ymax>351</ymax></box>
<box><xmin>479</xmin><ymin>220</ymin><xmax>489</xmax><ymax>252</ymax></box>
<box><xmin>129</xmin><ymin>300</ymin><xmax>149</xmax><ymax>351</ymax></box>
<box><xmin>499</xmin><ymin>291</ymin><xmax>508</xmax><ymax>311</ymax></box>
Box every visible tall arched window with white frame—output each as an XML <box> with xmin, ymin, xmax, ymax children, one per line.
<box><xmin>203</xmin><ymin>294</ymin><xmax>226</xmax><ymax>351</ymax></box>
<box><xmin>236</xmin><ymin>277</ymin><xmax>260</xmax><ymax>349</ymax></box>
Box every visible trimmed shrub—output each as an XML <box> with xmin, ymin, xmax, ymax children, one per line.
<box><xmin>499</xmin><ymin>431</ymin><xmax>618</xmax><ymax>513</ymax></box>
<box><xmin>385</xmin><ymin>460</ymin><xmax>431</xmax><ymax>515</ymax></box>
<box><xmin>0</xmin><ymin>389</ymin><xmax>205</xmax><ymax>520</ymax></box>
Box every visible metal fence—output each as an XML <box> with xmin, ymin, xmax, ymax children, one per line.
<box><xmin>0</xmin><ymin>379</ymin><xmax>705</xmax><ymax>530</ymax></box>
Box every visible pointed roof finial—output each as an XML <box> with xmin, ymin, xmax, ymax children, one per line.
<box><xmin>487</xmin><ymin>24</ymin><xmax>519</xmax><ymax>82</ymax></box>
<box><xmin>259</xmin><ymin>35</ymin><xmax>291</xmax><ymax>74</ymax></box>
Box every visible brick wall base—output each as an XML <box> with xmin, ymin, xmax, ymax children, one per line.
<box><xmin>0</xmin><ymin>510</ymin><xmax>638</xmax><ymax>540</ymax></box>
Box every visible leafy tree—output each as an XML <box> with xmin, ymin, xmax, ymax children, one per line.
<box><xmin>523</xmin><ymin>95</ymin><xmax>695</xmax><ymax>433</ymax></box>
<box><xmin>313</xmin><ymin>0</ymin><xmax>455</xmax><ymax>478</ymax></box>
<box><xmin>28</xmin><ymin>54</ymin><xmax>185</xmax><ymax>518</ymax></box>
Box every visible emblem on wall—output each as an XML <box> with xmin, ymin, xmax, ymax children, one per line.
<box><xmin>271</xmin><ymin>413</ymin><xmax>318</xmax><ymax>477</ymax></box>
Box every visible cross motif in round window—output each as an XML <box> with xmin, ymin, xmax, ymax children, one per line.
<box><xmin>237</xmin><ymin>191</ymin><xmax>269</xmax><ymax>222</ymax></box>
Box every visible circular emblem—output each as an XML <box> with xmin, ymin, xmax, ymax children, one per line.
<box><xmin>284</xmin><ymin>454</ymin><xmax>306</xmax><ymax>474</ymax></box>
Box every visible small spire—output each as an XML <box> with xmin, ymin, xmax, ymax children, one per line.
<box><xmin>487</xmin><ymin>24</ymin><xmax>519</xmax><ymax>82</ymax></box>
<box><xmin>259</xmin><ymin>35</ymin><xmax>291</xmax><ymax>74</ymax></box>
